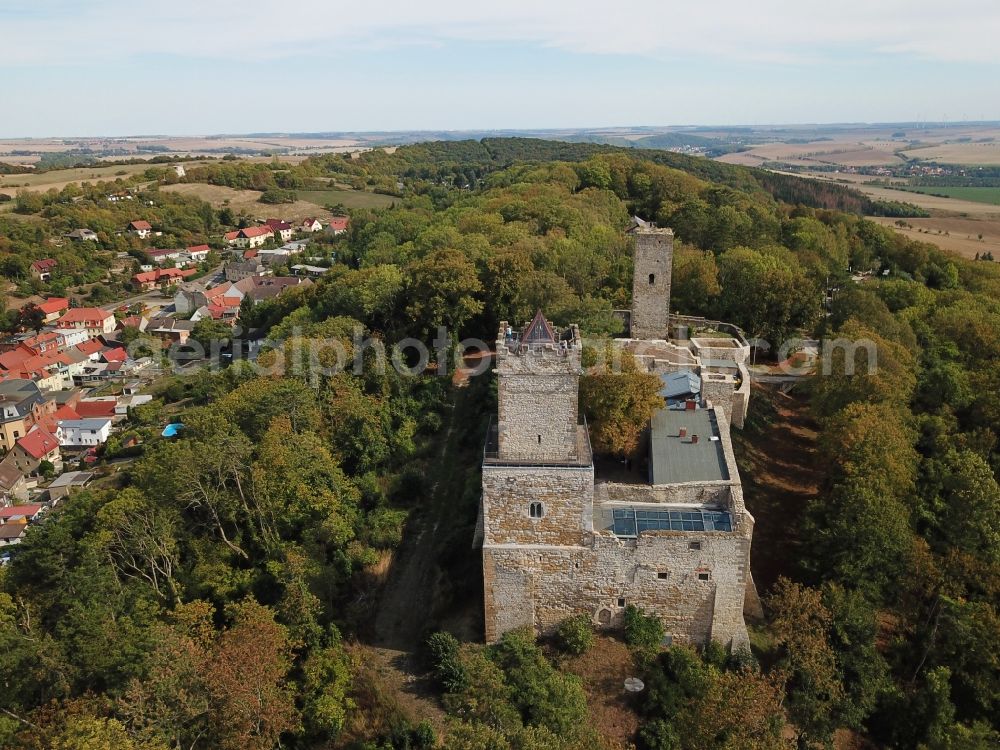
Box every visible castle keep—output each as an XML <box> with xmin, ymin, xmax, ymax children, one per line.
<box><xmin>478</xmin><ymin>220</ymin><xmax>757</xmax><ymax>649</ymax></box>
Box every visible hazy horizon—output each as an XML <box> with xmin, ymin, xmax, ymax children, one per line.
<box><xmin>6</xmin><ymin>1</ymin><xmax>1000</xmax><ymax>137</ymax></box>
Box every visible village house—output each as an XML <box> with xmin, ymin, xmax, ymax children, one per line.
<box><xmin>224</xmin><ymin>226</ymin><xmax>274</xmax><ymax>249</ymax></box>
<box><xmin>10</xmin><ymin>428</ymin><xmax>62</xmax><ymax>475</ymax></box>
<box><xmin>265</xmin><ymin>219</ymin><xmax>294</xmax><ymax>243</ymax></box>
<box><xmin>57</xmin><ymin>308</ymin><xmax>116</xmax><ymax>337</ymax></box>
<box><xmin>0</xmin><ymin>379</ymin><xmax>44</xmax><ymax>452</ymax></box>
<box><xmin>30</xmin><ymin>258</ymin><xmax>57</xmax><ymax>281</ymax></box>
<box><xmin>325</xmin><ymin>216</ymin><xmax>349</xmax><ymax>236</ymax></box>
<box><xmin>146</xmin><ymin>248</ymin><xmax>183</xmax><ymax>265</ymax></box>
<box><xmin>65</xmin><ymin>228</ymin><xmax>99</xmax><ymax>242</ymax></box>
<box><xmin>186</xmin><ymin>244</ymin><xmax>211</xmax><ymax>262</ymax></box>
<box><xmin>225</xmin><ymin>260</ymin><xmax>268</xmax><ymax>282</ymax></box>
<box><xmin>300</xmin><ymin>218</ymin><xmax>323</xmax><ymax>233</ymax></box>
<box><xmin>132</xmin><ymin>267</ymin><xmax>196</xmax><ymax>292</ymax></box>
<box><xmin>127</xmin><ymin>220</ymin><xmax>153</xmax><ymax>238</ymax></box>
<box><xmin>0</xmin><ymin>464</ymin><xmax>31</xmax><ymax>504</ymax></box>
<box><xmin>58</xmin><ymin>417</ymin><xmax>112</xmax><ymax>447</ymax></box>
<box><xmin>37</xmin><ymin>297</ymin><xmax>70</xmax><ymax>323</ymax></box>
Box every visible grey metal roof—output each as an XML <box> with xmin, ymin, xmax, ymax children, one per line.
<box><xmin>659</xmin><ymin>369</ymin><xmax>701</xmax><ymax>400</ymax></box>
<box><xmin>48</xmin><ymin>471</ymin><xmax>94</xmax><ymax>488</ymax></box>
<box><xmin>649</xmin><ymin>406</ymin><xmax>729</xmax><ymax>485</ymax></box>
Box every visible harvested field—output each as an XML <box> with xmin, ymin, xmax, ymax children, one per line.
<box><xmin>867</xmin><ymin>216</ymin><xmax>1000</xmax><ymax>260</ymax></box>
<box><xmin>902</xmin><ymin>141</ymin><xmax>1000</xmax><ymax>165</ymax></box>
<box><xmin>0</xmin><ymin>162</ymin><xmax>166</xmax><ymax>196</ymax></box>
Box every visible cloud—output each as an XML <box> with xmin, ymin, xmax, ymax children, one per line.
<box><xmin>5</xmin><ymin>0</ymin><xmax>1000</xmax><ymax>67</ymax></box>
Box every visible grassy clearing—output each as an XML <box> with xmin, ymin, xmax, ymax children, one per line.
<box><xmin>297</xmin><ymin>188</ymin><xmax>396</xmax><ymax>209</ymax></box>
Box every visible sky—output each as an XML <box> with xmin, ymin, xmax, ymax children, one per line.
<box><xmin>4</xmin><ymin>0</ymin><xmax>1000</xmax><ymax>136</ymax></box>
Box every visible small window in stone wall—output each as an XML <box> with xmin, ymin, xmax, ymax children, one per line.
<box><xmin>648</xmin><ymin>273</ymin><xmax>655</xmax><ymax>285</ymax></box>
<box><xmin>657</xmin><ymin>571</ymin><xmax>668</xmax><ymax>580</ymax></box>
<box><xmin>528</xmin><ymin>502</ymin><xmax>544</xmax><ymax>519</ymax></box>
<box><xmin>697</xmin><ymin>572</ymin><xmax>711</xmax><ymax>581</ymax></box>
<box><xmin>617</xmin><ymin>597</ymin><xmax>626</xmax><ymax>608</ymax></box>
<box><xmin>689</xmin><ymin>541</ymin><xmax>702</xmax><ymax>551</ymax></box>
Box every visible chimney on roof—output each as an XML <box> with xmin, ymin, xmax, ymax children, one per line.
<box><xmin>679</xmin><ymin>427</ymin><xmax>687</xmax><ymax>438</ymax></box>
<box><xmin>685</xmin><ymin>400</ymin><xmax>696</xmax><ymax>411</ymax></box>
<box><xmin>691</xmin><ymin>434</ymin><xmax>699</xmax><ymax>444</ymax></box>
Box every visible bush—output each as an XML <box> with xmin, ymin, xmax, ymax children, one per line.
<box><xmin>556</xmin><ymin>614</ymin><xmax>594</xmax><ymax>655</ymax></box>
<box><xmin>425</xmin><ymin>631</ymin><xmax>467</xmax><ymax>693</ymax></box>
<box><xmin>624</xmin><ymin>605</ymin><xmax>665</xmax><ymax>652</ymax></box>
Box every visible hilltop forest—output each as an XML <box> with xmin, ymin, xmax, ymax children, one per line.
<box><xmin>0</xmin><ymin>140</ymin><xmax>998</xmax><ymax>750</ymax></box>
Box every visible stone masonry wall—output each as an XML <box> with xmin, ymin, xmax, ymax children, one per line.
<box><xmin>630</xmin><ymin>228</ymin><xmax>673</xmax><ymax>340</ymax></box>
<box><xmin>483</xmin><ymin>528</ymin><xmax>751</xmax><ymax>648</ymax></box>
<box><xmin>482</xmin><ymin>466</ymin><xmax>594</xmax><ymax>547</ymax></box>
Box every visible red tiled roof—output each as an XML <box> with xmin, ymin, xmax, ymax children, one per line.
<box><xmin>265</xmin><ymin>219</ymin><xmax>293</xmax><ymax>231</ymax></box>
<box><xmin>16</xmin><ymin>429</ymin><xmax>59</xmax><ymax>460</ymax></box>
<box><xmin>240</xmin><ymin>226</ymin><xmax>273</xmax><ymax>239</ymax></box>
<box><xmin>58</xmin><ymin>308</ymin><xmax>113</xmax><ymax>326</ymax></box>
<box><xmin>224</xmin><ymin>230</ymin><xmax>241</xmax><ymax>241</ymax></box>
<box><xmin>102</xmin><ymin>347</ymin><xmax>128</xmax><ymax>363</ymax></box>
<box><xmin>75</xmin><ymin>399</ymin><xmax>117</xmax><ymax>418</ymax></box>
<box><xmin>38</xmin><ymin>297</ymin><xmax>70</xmax><ymax>315</ymax></box>
<box><xmin>0</xmin><ymin>348</ymin><xmax>33</xmax><ymax>372</ymax></box>
<box><xmin>133</xmin><ymin>268</ymin><xmax>196</xmax><ymax>284</ymax></box>
<box><xmin>128</xmin><ymin>220</ymin><xmax>152</xmax><ymax>230</ymax></box>
<box><xmin>31</xmin><ymin>258</ymin><xmax>58</xmax><ymax>272</ymax></box>
<box><xmin>187</xmin><ymin>244</ymin><xmax>210</xmax><ymax>253</ymax></box>
<box><xmin>327</xmin><ymin>217</ymin><xmax>349</xmax><ymax>231</ymax></box>
<box><xmin>0</xmin><ymin>504</ymin><xmax>43</xmax><ymax>520</ymax></box>
<box><xmin>76</xmin><ymin>339</ymin><xmax>105</xmax><ymax>356</ymax></box>
<box><xmin>243</xmin><ymin>249</ymin><xmax>258</xmax><ymax>259</ymax></box>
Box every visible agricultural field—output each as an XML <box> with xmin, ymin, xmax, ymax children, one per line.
<box><xmin>867</xmin><ymin>215</ymin><xmax>1000</xmax><ymax>260</ymax></box>
<box><xmin>896</xmin><ymin>185</ymin><xmax>1000</xmax><ymax>205</ymax></box>
<box><xmin>0</xmin><ymin>162</ymin><xmax>167</xmax><ymax>196</ymax></box>
<box><xmin>901</xmin><ymin>140</ymin><xmax>1000</xmax><ymax>165</ymax></box>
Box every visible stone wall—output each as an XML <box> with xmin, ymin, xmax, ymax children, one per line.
<box><xmin>701</xmin><ymin>373</ymin><xmax>736</xmax><ymax>424</ymax></box>
<box><xmin>483</xmin><ymin>527</ymin><xmax>752</xmax><ymax>648</ymax></box>
<box><xmin>630</xmin><ymin>228</ymin><xmax>673</xmax><ymax>340</ymax></box>
<box><xmin>598</xmin><ymin>481</ymin><xmax>732</xmax><ymax>507</ymax></box>
<box><xmin>482</xmin><ymin>465</ymin><xmax>594</xmax><ymax>547</ymax></box>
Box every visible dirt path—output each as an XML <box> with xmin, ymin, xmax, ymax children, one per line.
<box><xmin>733</xmin><ymin>384</ymin><xmax>822</xmax><ymax>594</ymax></box>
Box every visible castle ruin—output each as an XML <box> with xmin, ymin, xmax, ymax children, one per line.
<box><xmin>478</xmin><ymin>219</ymin><xmax>758</xmax><ymax>650</ymax></box>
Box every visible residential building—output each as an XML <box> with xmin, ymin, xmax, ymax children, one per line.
<box><xmin>0</xmin><ymin>379</ymin><xmax>43</xmax><ymax>452</ymax></box>
<box><xmin>11</xmin><ymin>428</ymin><xmax>62</xmax><ymax>475</ymax></box>
<box><xmin>56</xmin><ymin>308</ymin><xmax>116</xmax><ymax>337</ymax></box>
<box><xmin>132</xmin><ymin>267</ymin><xmax>196</xmax><ymax>291</ymax></box>
<box><xmin>300</xmin><ymin>218</ymin><xmax>323</xmax><ymax>233</ymax></box>
<box><xmin>325</xmin><ymin>217</ymin><xmax>349</xmax><ymax>235</ymax></box>
<box><xmin>0</xmin><ymin>463</ymin><xmax>30</xmax><ymax>504</ymax></box>
<box><xmin>30</xmin><ymin>258</ymin><xmax>57</xmax><ymax>281</ymax></box>
<box><xmin>186</xmin><ymin>244</ymin><xmax>211</xmax><ymax>262</ymax></box>
<box><xmin>225</xmin><ymin>261</ymin><xmax>268</xmax><ymax>282</ymax></box>
<box><xmin>265</xmin><ymin>219</ymin><xmax>294</xmax><ymax>243</ymax></box>
<box><xmin>65</xmin><ymin>228</ymin><xmax>99</xmax><ymax>242</ymax></box>
<box><xmin>224</xmin><ymin>226</ymin><xmax>273</xmax><ymax>248</ymax></box>
<box><xmin>58</xmin><ymin>417</ymin><xmax>112</xmax><ymax>447</ymax></box>
<box><xmin>127</xmin><ymin>220</ymin><xmax>153</xmax><ymax>238</ymax></box>
<box><xmin>37</xmin><ymin>297</ymin><xmax>70</xmax><ymax>323</ymax></box>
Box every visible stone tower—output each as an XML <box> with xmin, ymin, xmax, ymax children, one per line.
<box><xmin>629</xmin><ymin>220</ymin><xmax>674</xmax><ymax>339</ymax></box>
<box><xmin>481</xmin><ymin>312</ymin><xmax>594</xmax><ymax>641</ymax></box>
<box><xmin>495</xmin><ymin>310</ymin><xmax>583</xmax><ymax>462</ymax></box>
